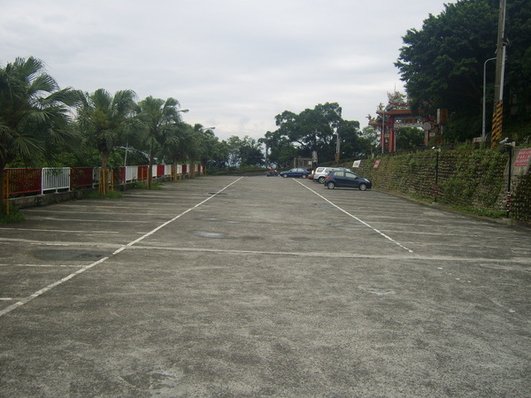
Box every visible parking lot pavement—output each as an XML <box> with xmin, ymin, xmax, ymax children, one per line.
<box><xmin>1</xmin><ymin>176</ymin><xmax>530</xmax><ymax>397</ymax></box>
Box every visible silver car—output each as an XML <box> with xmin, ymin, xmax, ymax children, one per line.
<box><xmin>313</xmin><ymin>167</ymin><xmax>351</xmax><ymax>183</ymax></box>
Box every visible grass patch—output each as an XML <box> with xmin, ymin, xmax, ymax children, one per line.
<box><xmin>450</xmin><ymin>205</ymin><xmax>508</xmax><ymax>219</ymax></box>
<box><xmin>0</xmin><ymin>206</ymin><xmax>25</xmax><ymax>223</ymax></box>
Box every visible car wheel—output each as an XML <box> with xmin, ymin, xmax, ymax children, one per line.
<box><xmin>327</xmin><ymin>182</ymin><xmax>335</xmax><ymax>189</ymax></box>
<box><xmin>282</xmin><ymin>174</ymin><xmax>288</xmax><ymax>178</ymax></box>
<box><xmin>318</xmin><ymin>177</ymin><xmax>325</xmax><ymax>184</ymax></box>
<box><xmin>359</xmin><ymin>183</ymin><xmax>367</xmax><ymax>191</ymax></box>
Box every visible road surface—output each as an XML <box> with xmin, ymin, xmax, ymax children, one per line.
<box><xmin>1</xmin><ymin>176</ymin><xmax>530</xmax><ymax>397</ymax></box>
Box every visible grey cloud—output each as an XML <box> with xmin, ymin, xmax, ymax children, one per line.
<box><xmin>0</xmin><ymin>0</ymin><xmax>456</xmax><ymax>140</ymax></box>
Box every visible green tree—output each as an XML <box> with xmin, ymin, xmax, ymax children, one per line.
<box><xmin>78</xmin><ymin>88</ymin><xmax>137</xmax><ymax>193</ymax></box>
<box><xmin>276</xmin><ymin>102</ymin><xmax>343</xmax><ymax>159</ymax></box>
<box><xmin>0</xmin><ymin>56</ymin><xmax>81</xmax><ymax>214</ymax></box>
<box><xmin>137</xmin><ymin>96</ymin><xmax>183</xmax><ymax>187</ymax></box>
<box><xmin>359</xmin><ymin>126</ymin><xmax>380</xmax><ymax>157</ymax></box>
<box><xmin>396</xmin><ymin>0</ymin><xmax>531</xmax><ymax>142</ymax></box>
<box><xmin>260</xmin><ymin>130</ymin><xmax>296</xmax><ymax>168</ymax></box>
<box><xmin>269</xmin><ymin>102</ymin><xmax>368</xmax><ymax>164</ymax></box>
<box><xmin>239</xmin><ymin>136</ymin><xmax>264</xmax><ymax>167</ymax></box>
<box><xmin>336</xmin><ymin>119</ymin><xmax>363</xmax><ymax>160</ymax></box>
<box><xmin>226</xmin><ymin>136</ymin><xmax>243</xmax><ymax>167</ymax></box>
<box><xmin>194</xmin><ymin>126</ymin><xmax>224</xmax><ymax>172</ymax></box>
<box><xmin>396</xmin><ymin>127</ymin><xmax>424</xmax><ymax>152</ymax></box>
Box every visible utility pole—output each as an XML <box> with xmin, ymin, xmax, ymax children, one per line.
<box><xmin>335</xmin><ymin>127</ymin><xmax>340</xmax><ymax>164</ymax></box>
<box><xmin>491</xmin><ymin>0</ymin><xmax>507</xmax><ymax>148</ymax></box>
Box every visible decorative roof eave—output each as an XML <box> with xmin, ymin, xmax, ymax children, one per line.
<box><xmin>376</xmin><ymin>108</ymin><xmax>413</xmax><ymax>116</ymax></box>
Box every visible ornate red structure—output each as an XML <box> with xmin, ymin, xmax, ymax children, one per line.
<box><xmin>368</xmin><ymin>93</ymin><xmax>428</xmax><ymax>153</ymax></box>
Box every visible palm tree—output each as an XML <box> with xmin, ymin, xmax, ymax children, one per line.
<box><xmin>137</xmin><ymin>96</ymin><xmax>183</xmax><ymax>188</ymax></box>
<box><xmin>0</xmin><ymin>56</ymin><xmax>81</xmax><ymax>214</ymax></box>
<box><xmin>78</xmin><ymin>88</ymin><xmax>137</xmax><ymax>194</ymax></box>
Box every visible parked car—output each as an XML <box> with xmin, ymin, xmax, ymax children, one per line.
<box><xmin>313</xmin><ymin>167</ymin><xmax>352</xmax><ymax>183</ymax></box>
<box><xmin>279</xmin><ymin>168</ymin><xmax>310</xmax><ymax>178</ymax></box>
<box><xmin>324</xmin><ymin>170</ymin><xmax>372</xmax><ymax>190</ymax></box>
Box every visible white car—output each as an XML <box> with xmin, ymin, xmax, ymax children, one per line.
<box><xmin>313</xmin><ymin>167</ymin><xmax>351</xmax><ymax>183</ymax></box>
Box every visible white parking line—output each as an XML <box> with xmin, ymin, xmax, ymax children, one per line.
<box><xmin>0</xmin><ymin>227</ymin><xmax>120</xmax><ymax>234</ymax></box>
<box><xmin>0</xmin><ymin>178</ymin><xmax>243</xmax><ymax>319</ymax></box>
<box><xmin>296</xmin><ymin>180</ymin><xmax>414</xmax><ymax>253</ymax></box>
<box><xmin>0</xmin><ymin>263</ymin><xmax>84</xmax><ymax>268</ymax></box>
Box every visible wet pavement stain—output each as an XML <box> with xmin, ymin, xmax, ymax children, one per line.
<box><xmin>32</xmin><ymin>249</ymin><xmax>109</xmax><ymax>261</ymax></box>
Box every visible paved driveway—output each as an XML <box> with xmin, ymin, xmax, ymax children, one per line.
<box><xmin>1</xmin><ymin>176</ymin><xmax>530</xmax><ymax>397</ymax></box>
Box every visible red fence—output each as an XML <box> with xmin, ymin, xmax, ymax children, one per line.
<box><xmin>3</xmin><ymin>163</ymin><xmax>201</xmax><ymax>199</ymax></box>
<box><xmin>71</xmin><ymin>167</ymin><xmax>94</xmax><ymax>189</ymax></box>
<box><xmin>7</xmin><ymin>168</ymin><xmax>42</xmax><ymax>196</ymax></box>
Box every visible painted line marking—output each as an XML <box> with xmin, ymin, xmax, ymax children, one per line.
<box><xmin>0</xmin><ymin>227</ymin><xmax>120</xmax><ymax>234</ymax></box>
<box><xmin>295</xmin><ymin>180</ymin><xmax>414</xmax><ymax>253</ymax></box>
<box><xmin>0</xmin><ymin>238</ymin><xmax>122</xmax><ymax>248</ymax></box>
<box><xmin>0</xmin><ymin>263</ymin><xmax>84</xmax><ymax>268</ymax></box>
<box><xmin>22</xmin><ymin>217</ymin><xmax>154</xmax><ymax>224</ymax></box>
<box><xmin>0</xmin><ymin>178</ymin><xmax>243</xmax><ymax>319</ymax></box>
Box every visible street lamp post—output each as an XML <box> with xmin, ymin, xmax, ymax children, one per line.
<box><xmin>482</xmin><ymin>57</ymin><xmax>496</xmax><ymax>142</ymax></box>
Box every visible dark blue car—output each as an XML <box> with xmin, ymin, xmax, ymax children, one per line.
<box><xmin>279</xmin><ymin>168</ymin><xmax>310</xmax><ymax>178</ymax></box>
<box><xmin>324</xmin><ymin>170</ymin><xmax>372</xmax><ymax>190</ymax></box>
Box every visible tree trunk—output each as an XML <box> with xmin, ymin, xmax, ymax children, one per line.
<box><xmin>100</xmin><ymin>153</ymin><xmax>109</xmax><ymax>195</ymax></box>
<box><xmin>0</xmin><ymin>165</ymin><xmax>6</xmax><ymax>216</ymax></box>
<box><xmin>148</xmin><ymin>143</ymin><xmax>153</xmax><ymax>189</ymax></box>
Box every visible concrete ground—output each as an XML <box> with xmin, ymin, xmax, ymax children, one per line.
<box><xmin>0</xmin><ymin>176</ymin><xmax>529</xmax><ymax>397</ymax></box>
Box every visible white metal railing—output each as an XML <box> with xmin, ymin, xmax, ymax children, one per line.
<box><xmin>125</xmin><ymin>165</ymin><xmax>138</xmax><ymax>182</ymax></box>
<box><xmin>41</xmin><ymin>167</ymin><xmax>70</xmax><ymax>194</ymax></box>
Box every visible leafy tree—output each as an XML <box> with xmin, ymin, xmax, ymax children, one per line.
<box><xmin>396</xmin><ymin>0</ymin><xmax>531</xmax><ymax>142</ymax></box>
<box><xmin>78</xmin><ymin>88</ymin><xmax>137</xmax><ymax>193</ymax></box>
<box><xmin>238</xmin><ymin>136</ymin><xmax>264</xmax><ymax>167</ymax></box>
<box><xmin>194</xmin><ymin>126</ymin><xmax>225</xmax><ymax>171</ymax></box>
<box><xmin>336</xmin><ymin>119</ymin><xmax>364</xmax><ymax>160</ymax></box>
<box><xmin>225</xmin><ymin>136</ymin><xmax>243</xmax><ymax>167</ymax></box>
<box><xmin>0</xmin><ymin>56</ymin><xmax>81</xmax><ymax>213</ymax></box>
<box><xmin>260</xmin><ymin>130</ymin><xmax>296</xmax><ymax>168</ymax></box>
<box><xmin>137</xmin><ymin>96</ymin><xmax>183</xmax><ymax>187</ymax></box>
<box><xmin>359</xmin><ymin>126</ymin><xmax>380</xmax><ymax>157</ymax></box>
<box><xmin>396</xmin><ymin>127</ymin><xmax>425</xmax><ymax>152</ymax></box>
<box><xmin>268</xmin><ymin>102</ymin><xmax>368</xmax><ymax>165</ymax></box>
<box><xmin>276</xmin><ymin>102</ymin><xmax>343</xmax><ymax>158</ymax></box>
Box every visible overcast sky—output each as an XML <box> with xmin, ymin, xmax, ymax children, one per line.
<box><xmin>1</xmin><ymin>0</ymin><xmax>456</xmax><ymax>140</ymax></box>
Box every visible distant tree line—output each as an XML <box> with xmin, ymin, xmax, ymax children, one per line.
<box><xmin>260</xmin><ymin>102</ymin><xmax>379</xmax><ymax>167</ymax></box>
<box><xmin>260</xmin><ymin>0</ymin><xmax>531</xmax><ymax>164</ymax></box>
<box><xmin>0</xmin><ymin>56</ymin><xmax>265</xmax><ymax>202</ymax></box>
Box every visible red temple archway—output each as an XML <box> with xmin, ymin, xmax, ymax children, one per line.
<box><xmin>368</xmin><ymin>92</ymin><xmax>437</xmax><ymax>153</ymax></box>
